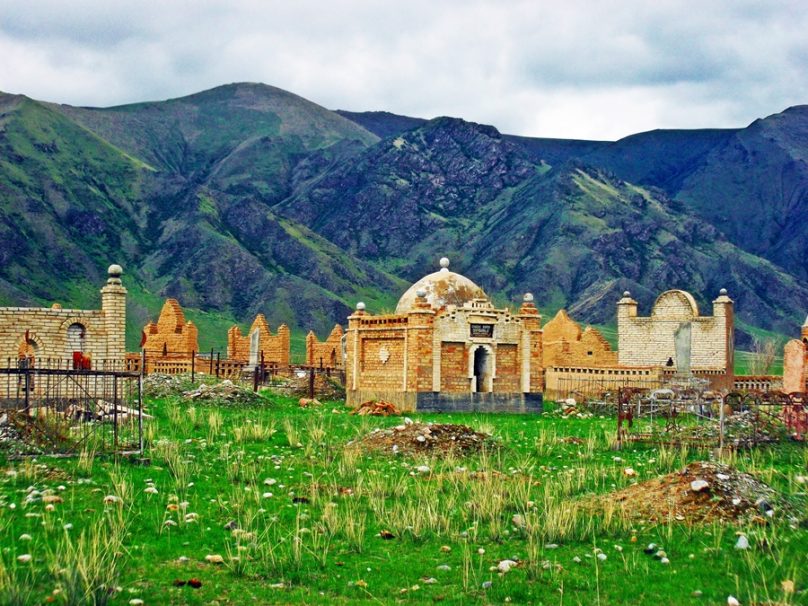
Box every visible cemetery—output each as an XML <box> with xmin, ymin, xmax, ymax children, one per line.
<box><xmin>0</xmin><ymin>261</ymin><xmax>806</xmax><ymax>605</ymax></box>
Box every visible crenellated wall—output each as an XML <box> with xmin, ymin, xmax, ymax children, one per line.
<box><xmin>142</xmin><ymin>299</ymin><xmax>199</xmax><ymax>355</ymax></box>
<box><xmin>227</xmin><ymin>314</ymin><xmax>290</xmax><ymax>366</ymax></box>
<box><xmin>306</xmin><ymin>324</ymin><xmax>344</xmax><ymax>368</ymax></box>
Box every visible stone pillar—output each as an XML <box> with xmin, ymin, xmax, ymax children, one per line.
<box><xmin>345</xmin><ymin>302</ymin><xmax>367</xmax><ymax>403</ymax></box>
<box><xmin>616</xmin><ymin>291</ymin><xmax>638</xmax><ymax>366</ymax></box>
<box><xmin>711</xmin><ymin>288</ymin><xmax>734</xmax><ymax>388</ymax></box>
<box><xmin>277</xmin><ymin>324</ymin><xmax>291</xmax><ymax>366</ymax></box>
<box><xmin>407</xmin><ymin>290</ymin><xmax>435</xmax><ymax>392</ymax></box>
<box><xmin>100</xmin><ymin>264</ymin><xmax>127</xmax><ymax>367</ymax></box>
<box><xmin>518</xmin><ymin>293</ymin><xmax>543</xmax><ymax>392</ymax></box>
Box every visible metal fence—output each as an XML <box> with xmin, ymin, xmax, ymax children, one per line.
<box><xmin>616</xmin><ymin>388</ymin><xmax>807</xmax><ymax>450</ymax></box>
<box><xmin>0</xmin><ymin>358</ymin><xmax>142</xmax><ymax>456</ymax></box>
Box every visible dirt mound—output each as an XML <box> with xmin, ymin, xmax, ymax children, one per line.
<box><xmin>350</xmin><ymin>421</ymin><xmax>493</xmax><ymax>455</ymax></box>
<box><xmin>182</xmin><ymin>380</ymin><xmax>264</xmax><ymax>406</ymax></box>
<box><xmin>601</xmin><ymin>461</ymin><xmax>779</xmax><ymax>523</ymax></box>
<box><xmin>351</xmin><ymin>400</ymin><xmax>401</xmax><ymax>416</ymax></box>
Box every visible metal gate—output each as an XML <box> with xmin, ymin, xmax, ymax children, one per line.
<box><xmin>0</xmin><ymin>360</ymin><xmax>142</xmax><ymax>456</ymax></box>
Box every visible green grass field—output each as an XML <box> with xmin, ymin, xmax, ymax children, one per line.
<box><xmin>1</xmin><ymin>392</ymin><xmax>806</xmax><ymax>605</ymax></box>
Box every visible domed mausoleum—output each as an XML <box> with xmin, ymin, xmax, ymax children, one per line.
<box><xmin>344</xmin><ymin>258</ymin><xmax>544</xmax><ymax>413</ymax></box>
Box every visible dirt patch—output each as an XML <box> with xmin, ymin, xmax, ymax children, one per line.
<box><xmin>600</xmin><ymin>461</ymin><xmax>780</xmax><ymax>523</ymax></box>
<box><xmin>350</xmin><ymin>421</ymin><xmax>493</xmax><ymax>455</ymax></box>
<box><xmin>351</xmin><ymin>400</ymin><xmax>401</xmax><ymax>416</ymax></box>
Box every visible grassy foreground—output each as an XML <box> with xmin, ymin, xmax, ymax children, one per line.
<box><xmin>1</xmin><ymin>392</ymin><xmax>806</xmax><ymax>605</ymax></box>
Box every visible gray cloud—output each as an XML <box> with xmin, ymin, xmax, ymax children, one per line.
<box><xmin>0</xmin><ymin>0</ymin><xmax>805</xmax><ymax>139</ymax></box>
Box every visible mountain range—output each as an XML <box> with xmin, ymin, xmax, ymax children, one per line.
<box><xmin>0</xmin><ymin>82</ymin><xmax>805</xmax><ymax>352</ymax></box>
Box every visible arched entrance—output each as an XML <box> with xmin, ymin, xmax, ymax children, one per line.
<box><xmin>472</xmin><ymin>346</ymin><xmax>492</xmax><ymax>393</ymax></box>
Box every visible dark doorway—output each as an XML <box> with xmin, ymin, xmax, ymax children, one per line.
<box><xmin>473</xmin><ymin>347</ymin><xmax>490</xmax><ymax>393</ymax></box>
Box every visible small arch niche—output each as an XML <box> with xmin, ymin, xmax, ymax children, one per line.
<box><xmin>67</xmin><ymin>323</ymin><xmax>86</xmax><ymax>352</ymax></box>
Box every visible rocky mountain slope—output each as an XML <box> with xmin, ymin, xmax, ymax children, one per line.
<box><xmin>0</xmin><ymin>83</ymin><xmax>805</xmax><ymax>350</ymax></box>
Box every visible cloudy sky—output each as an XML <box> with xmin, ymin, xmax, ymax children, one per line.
<box><xmin>1</xmin><ymin>0</ymin><xmax>805</xmax><ymax>140</ymax></box>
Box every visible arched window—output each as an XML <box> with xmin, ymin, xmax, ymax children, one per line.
<box><xmin>67</xmin><ymin>323</ymin><xmax>86</xmax><ymax>352</ymax></box>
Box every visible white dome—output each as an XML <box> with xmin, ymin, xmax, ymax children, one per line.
<box><xmin>396</xmin><ymin>258</ymin><xmax>486</xmax><ymax>313</ymax></box>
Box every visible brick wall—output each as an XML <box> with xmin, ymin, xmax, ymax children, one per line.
<box><xmin>0</xmin><ymin>268</ymin><xmax>126</xmax><ymax>368</ymax></box>
<box><xmin>440</xmin><ymin>342</ymin><xmax>468</xmax><ymax>392</ymax></box>
<box><xmin>142</xmin><ymin>299</ymin><xmax>199</xmax><ymax>355</ymax></box>
<box><xmin>306</xmin><ymin>324</ymin><xmax>344</xmax><ymax>367</ymax></box>
<box><xmin>617</xmin><ymin>290</ymin><xmax>733</xmax><ymax>379</ymax></box>
<box><xmin>495</xmin><ymin>343</ymin><xmax>520</xmax><ymax>392</ymax></box>
<box><xmin>227</xmin><ymin>314</ymin><xmax>290</xmax><ymax>365</ymax></box>
<box><xmin>783</xmin><ymin>338</ymin><xmax>807</xmax><ymax>393</ymax></box>
<box><xmin>543</xmin><ymin>309</ymin><xmax>617</xmax><ymax>367</ymax></box>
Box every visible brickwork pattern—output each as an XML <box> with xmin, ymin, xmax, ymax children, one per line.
<box><xmin>142</xmin><ymin>299</ymin><xmax>199</xmax><ymax>355</ymax></box>
<box><xmin>0</xmin><ymin>269</ymin><xmax>126</xmax><ymax>367</ymax></box>
<box><xmin>783</xmin><ymin>334</ymin><xmax>808</xmax><ymax>393</ymax></box>
<box><xmin>306</xmin><ymin>324</ymin><xmax>344</xmax><ymax>367</ymax></box>
<box><xmin>617</xmin><ymin>290</ymin><xmax>733</xmax><ymax>388</ymax></box>
<box><xmin>543</xmin><ymin>309</ymin><xmax>617</xmax><ymax>367</ymax></box>
<box><xmin>227</xmin><ymin>314</ymin><xmax>290</xmax><ymax>365</ymax></box>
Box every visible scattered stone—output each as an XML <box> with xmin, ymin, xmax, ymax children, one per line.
<box><xmin>692</xmin><ymin>590</ymin><xmax>703</xmax><ymax>597</ymax></box>
<box><xmin>182</xmin><ymin>380</ymin><xmax>264</xmax><ymax>406</ymax></box>
<box><xmin>415</xmin><ymin>465</ymin><xmax>431</xmax><ymax>474</ymax></box>
<box><xmin>17</xmin><ymin>554</ymin><xmax>32</xmax><ymax>563</ymax></box>
<box><xmin>351</xmin><ymin>400</ymin><xmax>401</xmax><ymax>416</ymax></box>
<box><xmin>204</xmin><ymin>554</ymin><xmax>224</xmax><ymax>565</ymax></box>
<box><xmin>482</xmin><ymin>581</ymin><xmax>493</xmax><ymax>589</ymax></box>
<box><xmin>497</xmin><ymin>559</ymin><xmax>518</xmax><ymax>573</ymax></box>
<box><xmin>597</xmin><ymin>553</ymin><xmax>607</xmax><ymax>561</ymax></box>
<box><xmin>734</xmin><ymin>535</ymin><xmax>749</xmax><ymax>550</ymax></box>
<box><xmin>350</xmin><ymin>422</ymin><xmax>493</xmax><ymax>455</ymax></box>
<box><xmin>690</xmin><ymin>480</ymin><xmax>710</xmax><ymax>493</ymax></box>
<box><xmin>727</xmin><ymin>596</ymin><xmax>740</xmax><ymax>606</ymax></box>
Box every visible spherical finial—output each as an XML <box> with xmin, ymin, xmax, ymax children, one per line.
<box><xmin>719</xmin><ymin>288</ymin><xmax>728</xmax><ymax>296</ymax></box>
<box><xmin>439</xmin><ymin>257</ymin><xmax>450</xmax><ymax>270</ymax></box>
<box><xmin>523</xmin><ymin>293</ymin><xmax>534</xmax><ymax>303</ymax></box>
<box><xmin>356</xmin><ymin>301</ymin><xmax>366</xmax><ymax>311</ymax></box>
<box><xmin>622</xmin><ymin>291</ymin><xmax>631</xmax><ymax>298</ymax></box>
<box><xmin>108</xmin><ymin>264</ymin><xmax>123</xmax><ymax>278</ymax></box>
<box><xmin>415</xmin><ymin>289</ymin><xmax>427</xmax><ymax>299</ymax></box>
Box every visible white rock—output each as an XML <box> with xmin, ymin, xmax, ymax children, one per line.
<box><xmin>597</xmin><ymin>553</ymin><xmax>607</xmax><ymax>561</ymax></box>
<box><xmin>727</xmin><ymin>596</ymin><xmax>740</xmax><ymax>606</ymax></box>
<box><xmin>129</xmin><ymin>600</ymin><xmax>144</xmax><ymax>606</ymax></box>
<box><xmin>690</xmin><ymin>480</ymin><xmax>710</xmax><ymax>493</ymax></box>
<box><xmin>19</xmin><ymin>534</ymin><xmax>32</xmax><ymax>541</ymax></box>
<box><xmin>660</xmin><ymin>557</ymin><xmax>670</xmax><ymax>565</ymax></box>
<box><xmin>404</xmin><ymin>417</ymin><xmax>414</xmax><ymax>425</ymax></box>
<box><xmin>415</xmin><ymin>465</ymin><xmax>430</xmax><ymax>474</ymax></box>
<box><xmin>416</xmin><ymin>435</ymin><xmax>426</xmax><ymax>443</ymax></box>
<box><xmin>734</xmin><ymin>535</ymin><xmax>749</xmax><ymax>550</ymax></box>
<box><xmin>623</xmin><ymin>468</ymin><xmax>637</xmax><ymax>477</ymax></box>
<box><xmin>263</xmin><ymin>478</ymin><xmax>277</xmax><ymax>485</ymax></box>
<box><xmin>497</xmin><ymin>559</ymin><xmax>518</xmax><ymax>573</ymax></box>
<box><xmin>17</xmin><ymin>554</ymin><xmax>32</xmax><ymax>563</ymax></box>
<box><xmin>205</xmin><ymin>554</ymin><xmax>225</xmax><ymax>564</ymax></box>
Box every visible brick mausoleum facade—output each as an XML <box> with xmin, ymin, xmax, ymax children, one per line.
<box><xmin>617</xmin><ymin>289</ymin><xmax>734</xmax><ymax>389</ymax></box>
<box><xmin>344</xmin><ymin>258</ymin><xmax>543</xmax><ymax>413</ymax></box>
<box><xmin>783</xmin><ymin>318</ymin><xmax>808</xmax><ymax>393</ymax></box>
<box><xmin>0</xmin><ymin>265</ymin><xmax>126</xmax><ymax>368</ymax></box>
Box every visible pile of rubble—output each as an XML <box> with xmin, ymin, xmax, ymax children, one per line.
<box><xmin>351</xmin><ymin>400</ymin><xmax>401</xmax><ymax>416</ymax></box>
<box><xmin>266</xmin><ymin>373</ymin><xmax>345</xmax><ymax>401</ymax></box>
<box><xmin>350</xmin><ymin>420</ymin><xmax>493</xmax><ymax>455</ymax></box>
<box><xmin>182</xmin><ymin>380</ymin><xmax>264</xmax><ymax>406</ymax></box>
<box><xmin>677</xmin><ymin>410</ymin><xmax>789</xmax><ymax>447</ymax></box>
<box><xmin>143</xmin><ymin>373</ymin><xmax>198</xmax><ymax>398</ymax></box>
<box><xmin>601</xmin><ymin>461</ymin><xmax>781</xmax><ymax>523</ymax></box>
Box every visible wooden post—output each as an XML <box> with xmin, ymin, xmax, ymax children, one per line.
<box><xmin>209</xmin><ymin>348</ymin><xmax>214</xmax><ymax>375</ymax></box>
<box><xmin>216</xmin><ymin>352</ymin><xmax>220</xmax><ymax>379</ymax></box>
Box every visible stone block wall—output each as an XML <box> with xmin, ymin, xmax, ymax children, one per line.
<box><xmin>227</xmin><ymin>314</ymin><xmax>290</xmax><ymax>365</ymax></box>
<box><xmin>306</xmin><ymin>324</ymin><xmax>344</xmax><ymax>368</ymax></box>
<box><xmin>617</xmin><ymin>289</ymin><xmax>733</xmax><ymax>384</ymax></box>
<box><xmin>0</xmin><ymin>266</ymin><xmax>126</xmax><ymax>368</ymax></box>
<box><xmin>142</xmin><ymin>299</ymin><xmax>199</xmax><ymax>355</ymax></box>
